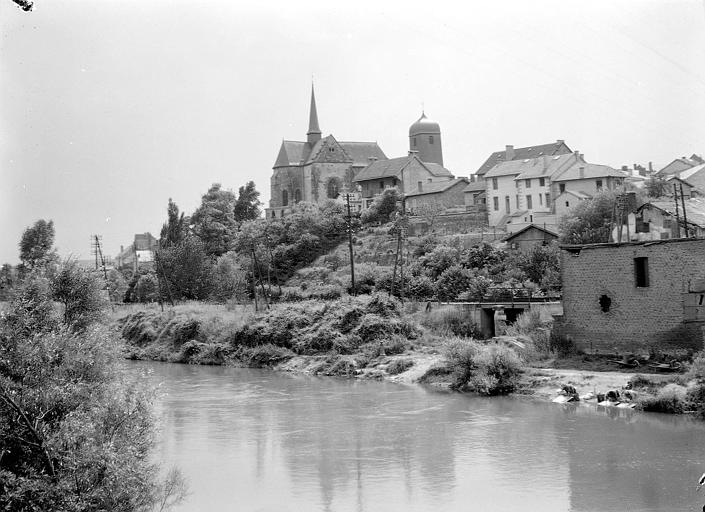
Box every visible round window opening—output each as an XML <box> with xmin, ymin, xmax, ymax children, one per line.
<box><xmin>599</xmin><ymin>295</ymin><xmax>612</xmax><ymax>313</ymax></box>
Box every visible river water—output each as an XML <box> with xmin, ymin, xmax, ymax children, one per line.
<box><xmin>130</xmin><ymin>361</ymin><xmax>705</xmax><ymax>512</ymax></box>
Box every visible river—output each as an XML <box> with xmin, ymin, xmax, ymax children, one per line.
<box><xmin>130</xmin><ymin>361</ymin><xmax>705</xmax><ymax>512</ymax></box>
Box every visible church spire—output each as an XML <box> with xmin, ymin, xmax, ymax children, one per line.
<box><xmin>307</xmin><ymin>84</ymin><xmax>321</xmax><ymax>145</ymax></box>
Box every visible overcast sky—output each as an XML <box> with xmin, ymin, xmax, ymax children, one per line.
<box><xmin>1</xmin><ymin>0</ymin><xmax>704</xmax><ymax>263</ymax></box>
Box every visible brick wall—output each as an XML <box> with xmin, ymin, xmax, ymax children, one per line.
<box><xmin>560</xmin><ymin>238</ymin><xmax>705</xmax><ymax>353</ymax></box>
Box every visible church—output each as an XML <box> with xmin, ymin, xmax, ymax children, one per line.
<box><xmin>265</xmin><ymin>87</ymin><xmax>456</xmax><ymax>218</ymax></box>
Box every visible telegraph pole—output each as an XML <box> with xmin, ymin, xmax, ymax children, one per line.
<box><xmin>680</xmin><ymin>183</ymin><xmax>689</xmax><ymax>237</ymax></box>
<box><xmin>673</xmin><ymin>183</ymin><xmax>682</xmax><ymax>238</ymax></box>
<box><xmin>345</xmin><ymin>194</ymin><xmax>356</xmax><ymax>295</ymax></box>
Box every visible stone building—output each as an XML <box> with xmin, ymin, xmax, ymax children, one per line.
<box><xmin>265</xmin><ymin>87</ymin><xmax>386</xmax><ymax>219</ymax></box>
<box><xmin>502</xmin><ymin>224</ymin><xmax>558</xmax><ymax>254</ymax></box>
<box><xmin>559</xmin><ymin>238</ymin><xmax>705</xmax><ymax>353</ymax></box>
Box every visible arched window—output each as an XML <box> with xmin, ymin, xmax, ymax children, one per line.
<box><xmin>412</xmin><ymin>137</ymin><xmax>417</xmax><ymax>147</ymax></box>
<box><xmin>327</xmin><ymin>179</ymin><xmax>339</xmax><ymax>199</ymax></box>
<box><xmin>282</xmin><ymin>189</ymin><xmax>289</xmax><ymax>206</ymax></box>
<box><xmin>294</xmin><ymin>189</ymin><xmax>302</xmax><ymax>203</ymax></box>
<box><xmin>429</xmin><ymin>135</ymin><xmax>434</xmax><ymax>144</ymax></box>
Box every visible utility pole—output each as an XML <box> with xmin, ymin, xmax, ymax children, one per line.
<box><xmin>251</xmin><ymin>246</ymin><xmax>269</xmax><ymax>310</ymax></box>
<box><xmin>674</xmin><ymin>183</ymin><xmax>682</xmax><ymax>238</ymax></box>
<box><xmin>345</xmin><ymin>193</ymin><xmax>356</xmax><ymax>295</ymax></box>
<box><xmin>680</xmin><ymin>183</ymin><xmax>689</xmax><ymax>237</ymax></box>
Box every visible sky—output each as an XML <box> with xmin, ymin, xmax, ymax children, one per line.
<box><xmin>1</xmin><ymin>0</ymin><xmax>704</xmax><ymax>263</ymax></box>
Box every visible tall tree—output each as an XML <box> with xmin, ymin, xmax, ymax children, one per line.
<box><xmin>559</xmin><ymin>190</ymin><xmax>617</xmax><ymax>245</ymax></box>
<box><xmin>233</xmin><ymin>181</ymin><xmax>262</xmax><ymax>223</ymax></box>
<box><xmin>191</xmin><ymin>184</ymin><xmax>237</xmax><ymax>258</ymax></box>
<box><xmin>160</xmin><ymin>198</ymin><xmax>188</xmax><ymax>248</ymax></box>
<box><xmin>19</xmin><ymin>219</ymin><xmax>57</xmax><ymax>270</ymax></box>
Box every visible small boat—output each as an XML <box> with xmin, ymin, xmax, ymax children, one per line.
<box><xmin>609</xmin><ymin>358</ymin><xmax>640</xmax><ymax>368</ymax></box>
<box><xmin>648</xmin><ymin>361</ymin><xmax>682</xmax><ymax>371</ymax></box>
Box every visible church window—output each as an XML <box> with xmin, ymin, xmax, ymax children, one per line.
<box><xmin>327</xmin><ymin>179</ymin><xmax>340</xmax><ymax>199</ymax></box>
<box><xmin>429</xmin><ymin>135</ymin><xmax>434</xmax><ymax>144</ymax></box>
<box><xmin>282</xmin><ymin>190</ymin><xmax>289</xmax><ymax>206</ymax></box>
<box><xmin>328</xmin><ymin>147</ymin><xmax>335</xmax><ymax>153</ymax></box>
<box><xmin>294</xmin><ymin>189</ymin><xmax>302</xmax><ymax>203</ymax></box>
<box><xmin>413</xmin><ymin>137</ymin><xmax>417</xmax><ymax>147</ymax></box>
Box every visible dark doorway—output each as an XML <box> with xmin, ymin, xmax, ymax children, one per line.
<box><xmin>481</xmin><ymin>308</ymin><xmax>495</xmax><ymax>338</ymax></box>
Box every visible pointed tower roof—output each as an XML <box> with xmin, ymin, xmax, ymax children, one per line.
<box><xmin>307</xmin><ymin>85</ymin><xmax>321</xmax><ymax>143</ymax></box>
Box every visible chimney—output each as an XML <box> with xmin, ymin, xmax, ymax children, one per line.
<box><xmin>579</xmin><ymin>166</ymin><xmax>585</xmax><ymax>178</ymax></box>
<box><xmin>556</xmin><ymin>139</ymin><xmax>564</xmax><ymax>145</ymax></box>
<box><xmin>505</xmin><ymin>145</ymin><xmax>515</xmax><ymax>160</ymax></box>
<box><xmin>622</xmin><ymin>165</ymin><xmax>628</xmax><ymax>172</ymax></box>
<box><xmin>649</xmin><ymin>161</ymin><xmax>653</xmax><ymax>172</ymax></box>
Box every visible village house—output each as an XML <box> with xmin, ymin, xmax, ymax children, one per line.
<box><xmin>501</xmin><ymin>224</ymin><xmax>558</xmax><ymax>254</ymax></box>
<box><xmin>483</xmin><ymin>150</ymin><xmax>627</xmax><ymax>230</ymax></box>
<box><xmin>559</xmin><ymin>238</ymin><xmax>705</xmax><ymax>353</ymax></box>
<box><xmin>116</xmin><ymin>233</ymin><xmax>158</xmax><ymax>271</ymax></box>
<box><xmin>463</xmin><ymin>179</ymin><xmax>487</xmax><ymax>212</ymax></box>
<box><xmin>474</xmin><ymin>140</ymin><xmax>573</xmax><ymax>179</ymax></box>
<box><xmin>628</xmin><ymin>197</ymin><xmax>705</xmax><ymax>241</ymax></box>
<box><xmin>677</xmin><ymin>163</ymin><xmax>705</xmax><ymax>194</ymax></box>
<box><xmin>656</xmin><ymin>154</ymin><xmax>704</xmax><ymax>177</ymax></box>
<box><xmin>266</xmin><ymin>86</ymin><xmax>387</xmax><ymax>219</ymax></box>
<box><xmin>404</xmin><ymin>177</ymin><xmax>469</xmax><ymax>213</ymax></box>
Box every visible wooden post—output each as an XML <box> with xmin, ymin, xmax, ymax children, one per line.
<box><xmin>673</xmin><ymin>183</ymin><xmax>682</xmax><ymax>238</ymax></box>
<box><xmin>680</xmin><ymin>183</ymin><xmax>689</xmax><ymax>237</ymax></box>
<box><xmin>346</xmin><ymin>194</ymin><xmax>356</xmax><ymax>295</ymax></box>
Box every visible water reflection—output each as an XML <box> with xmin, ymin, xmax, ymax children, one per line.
<box><xmin>130</xmin><ymin>362</ymin><xmax>705</xmax><ymax>512</ymax></box>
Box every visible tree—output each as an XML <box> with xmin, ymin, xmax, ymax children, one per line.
<box><xmin>0</xmin><ymin>273</ymin><xmax>186</xmax><ymax>512</ymax></box>
<box><xmin>157</xmin><ymin>236</ymin><xmax>213</xmax><ymax>300</ymax></box>
<box><xmin>645</xmin><ymin>176</ymin><xmax>670</xmax><ymax>198</ymax></box>
<box><xmin>51</xmin><ymin>260</ymin><xmax>107</xmax><ymax>331</ymax></box>
<box><xmin>233</xmin><ymin>181</ymin><xmax>262</xmax><ymax>223</ymax></box>
<box><xmin>519</xmin><ymin>242</ymin><xmax>561</xmax><ymax>292</ymax></box>
<box><xmin>160</xmin><ymin>198</ymin><xmax>188</xmax><ymax>248</ymax></box>
<box><xmin>0</xmin><ymin>264</ymin><xmax>17</xmax><ymax>301</ymax></box>
<box><xmin>191</xmin><ymin>184</ymin><xmax>237</xmax><ymax>258</ymax></box>
<box><xmin>559</xmin><ymin>190</ymin><xmax>617</xmax><ymax>244</ymax></box>
<box><xmin>210</xmin><ymin>252</ymin><xmax>248</xmax><ymax>302</ymax></box>
<box><xmin>415</xmin><ymin>201</ymin><xmax>446</xmax><ymax>233</ymax></box>
<box><xmin>106</xmin><ymin>269</ymin><xmax>128</xmax><ymax>303</ymax></box>
<box><xmin>19</xmin><ymin>219</ymin><xmax>57</xmax><ymax>271</ymax></box>
<box><xmin>360</xmin><ymin>188</ymin><xmax>401</xmax><ymax>224</ymax></box>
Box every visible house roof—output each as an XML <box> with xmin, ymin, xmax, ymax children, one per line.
<box><xmin>405</xmin><ymin>178</ymin><xmax>468</xmax><ymax>197</ymax></box>
<box><xmin>639</xmin><ymin>197</ymin><xmax>705</xmax><ymax>228</ymax></box>
<box><xmin>555</xmin><ymin>190</ymin><xmax>592</xmax><ymax>200</ymax></box>
<box><xmin>273</xmin><ymin>137</ymin><xmax>386</xmax><ymax>168</ymax></box>
<box><xmin>354</xmin><ymin>155</ymin><xmax>453</xmax><ymax>182</ymax></box>
<box><xmin>475</xmin><ymin>141</ymin><xmax>572</xmax><ymax>177</ymax></box>
<box><xmin>678</xmin><ymin>162</ymin><xmax>705</xmax><ymax>181</ymax></box>
<box><xmin>666</xmin><ymin>175</ymin><xmax>695</xmax><ymax>187</ymax></box>
<box><xmin>463</xmin><ymin>180</ymin><xmax>487</xmax><ymax>193</ymax></box>
<box><xmin>551</xmin><ymin>163</ymin><xmax>627</xmax><ymax>182</ymax></box>
<box><xmin>484</xmin><ymin>153</ymin><xmax>577</xmax><ymax>179</ymax></box>
<box><xmin>502</xmin><ymin>224</ymin><xmax>558</xmax><ymax>242</ymax></box>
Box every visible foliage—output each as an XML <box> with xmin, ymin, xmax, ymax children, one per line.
<box><xmin>233</xmin><ymin>180</ymin><xmax>262</xmax><ymax>223</ymax></box>
<box><xmin>505</xmin><ymin>310</ymin><xmax>553</xmax><ymax>356</ymax></box>
<box><xmin>51</xmin><ymin>261</ymin><xmax>107</xmax><ymax>331</ymax></box>
<box><xmin>0</xmin><ymin>271</ymin><xmax>186</xmax><ymax>512</ymax></box>
<box><xmin>518</xmin><ymin>242</ymin><xmax>561</xmax><ymax>292</ymax></box>
<box><xmin>636</xmin><ymin>384</ymin><xmax>688</xmax><ymax>414</ymax></box>
<box><xmin>415</xmin><ymin>201</ymin><xmax>447</xmax><ymax>232</ymax></box>
<box><xmin>443</xmin><ymin>339</ymin><xmax>523</xmax><ymax>394</ymax></box>
<box><xmin>0</xmin><ymin>264</ymin><xmax>18</xmax><ymax>301</ymax></box>
<box><xmin>686</xmin><ymin>385</ymin><xmax>705</xmax><ymax>418</ymax></box>
<box><xmin>421</xmin><ymin>306</ymin><xmax>482</xmax><ymax>338</ymax></box>
<box><xmin>191</xmin><ymin>183</ymin><xmax>237</xmax><ymax>258</ymax></box>
<box><xmin>436</xmin><ymin>265</ymin><xmax>474</xmax><ymax>301</ymax></box>
<box><xmin>159</xmin><ymin>198</ymin><xmax>189</xmax><ymax>248</ymax></box>
<box><xmin>645</xmin><ymin>176</ymin><xmax>671</xmax><ymax>198</ymax></box>
<box><xmin>210</xmin><ymin>252</ymin><xmax>249</xmax><ymax>303</ymax></box>
<box><xmin>360</xmin><ymin>188</ymin><xmax>401</xmax><ymax>224</ymax></box>
<box><xmin>686</xmin><ymin>351</ymin><xmax>705</xmax><ymax>384</ymax></box>
<box><xmin>559</xmin><ymin>190</ymin><xmax>617</xmax><ymax>244</ymax></box>
<box><xmin>19</xmin><ymin>219</ymin><xmax>57</xmax><ymax>271</ymax></box>
<box><xmin>157</xmin><ymin>236</ymin><xmax>213</xmax><ymax>301</ymax></box>
<box><xmin>135</xmin><ymin>272</ymin><xmax>160</xmax><ymax>303</ymax></box>
<box><xmin>387</xmin><ymin>358</ymin><xmax>414</xmax><ymax>375</ymax></box>
<box><xmin>106</xmin><ymin>269</ymin><xmax>128</xmax><ymax>303</ymax></box>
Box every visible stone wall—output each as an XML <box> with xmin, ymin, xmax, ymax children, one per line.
<box><xmin>559</xmin><ymin>238</ymin><xmax>705</xmax><ymax>353</ymax></box>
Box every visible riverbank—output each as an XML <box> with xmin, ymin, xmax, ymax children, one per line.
<box><xmin>114</xmin><ymin>299</ymin><xmax>697</xmax><ymax>414</ymax></box>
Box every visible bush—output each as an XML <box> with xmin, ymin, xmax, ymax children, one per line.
<box><xmin>238</xmin><ymin>344</ymin><xmax>294</xmax><ymax>367</ymax></box>
<box><xmin>471</xmin><ymin>344</ymin><xmax>523</xmax><ymax>395</ymax></box>
<box><xmin>686</xmin><ymin>351</ymin><xmax>705</xmax><ymax>384</ymax></box>
<box><xmin>52</xmin><ymin>261</ymin><xmax>106</xmax><ymax>331</ymax></box>
<box><xmin>686</xmin><ymin>384</ymin><xmax>705</xmax><ymax>418</ymax></box>
<box><xmin>444</xmin><ymin>338</ymin><xmax>482</xmax><ymax>389</ymax></box>
<box><xmin>422</xmin><ymin>307</ymin><xmax>482</xmax><ymax>338</ymax></box>
<box><xmin>505</xmin><ymin>310</ymin><xmax>552</xmax><ymax>356</ymax></box>
<box><xmin>637</xmin><ymin>384</ymin><xmax>688</xmax><ymax>414</ymax></box>
<box><xmin>387</xmin><ymin>358</ymin><xmax>414</xmax><ymax>375</ymax></box>
<box><xmin>549</xmin><ymin>331</ymin><xmax>575</xmax><ymax>357</ymax></box>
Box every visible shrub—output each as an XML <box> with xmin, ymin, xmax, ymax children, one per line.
<box><xmin>505</xmin><ymin>310</ymin><xmax>552</xmax><ymax>356</ymax></box>
<box><xmin>436</xmin><ymin>265</ymin><xmax>474</xmax><ymax>301</ymax></box>
<box><xmin>238</xmin><ymin>344</ymin><xmax>294</xmax><ymax>367</ymax></box>
<box><xmin>549</xmin><ymin>331</ymin><xmax>575</xmax><ymax>357</ymax></box>
<box><xmin>686</xmin><ymin>384</ymin><xmax>705</xmax><ymax>418</ymax></box>
<box><xmin>637</xmin><ymin>384</ymin><xmax>688</xmax><ymax>414</ymax></box>
<box><xmin>444</xmin><ymin>338</ymin><xmax>482</xmax><ymax>389</ymax></box>
<box><xmin>52</xmin><ymin>261</ymin><xmax>106</xmax><ymax>331</ymax></box>
<box><xmin>387</xmin><ymin>358</ymin><xmax>414</xmax><ymax>375</ymax></box>
<box><xmin>422</xmin><ymin>307</ymin><xmax>482</xmax><ymax>338</ymax></box>
<box><xmin>686</xmin><ymin>351</ymin><xmax>705</xmax><ymax>384</ymax></box>
<box><xmin>382</xmin><ymin>335</ymin><xmax>408</xmax><ymax>355</ymax></box>
<box><xmin>471</xmin><ymin>344</ymin><xmax>523</xmax><ymax>395</ymax></box>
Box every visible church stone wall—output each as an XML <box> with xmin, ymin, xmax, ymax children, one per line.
<box><xmin>310</xmin><ymin>163</ymin><xmax>355</xmax><ymax>202</ymax></box>
<box><xmin>270</xmin><ymin>167</ymin><xmax>304</xmax><ymax>208</ymax></box>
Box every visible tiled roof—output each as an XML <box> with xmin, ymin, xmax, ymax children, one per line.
<box><xmin>556</xmin><ymin>190</ymin><xmax>592</xmax><ymax>200</ymax></box>
<box><xmin>502</xmin><ymin>224</ymin><xmax>558</xmax><ymax>242</ymax></box>
<box><xmin>484</xmin><ymin>153</ymin><xmax>577</xmax><ymax>179</ymax></box>
<box><xmin>273</xmin><ymin>140</ymin><xmax>309</xmax><ymax>167</ymax></box>
<box><xmin>354</xmin><ymin>155</ymin><xmax>453</xmax><ymax>182</ymax></box>
<box><xmin>552</xmin><ymin>163</ymin><xmax>627</xmax><ymax>182</ymax></box>
<box><xmin>405</xmin><ymin>178</ymin><xmax>468</xmax><ymax>197</ymax></box>
<box><xmin>475</xmin><ymin>141</ymin><xmax>572</xmax><ymax>176</ymax></box>
<box><xmin>679</xmin><ymin>163</ymin><xmax>705</xmax><ymax>181</ymax></box>
<box><xmin>463</xmin><ymin>180</ymin><xmax>487</xmax><ymax>193</ymax></box>
<box><xmin>645</xmin><ymin>198</ymin><xmax>705</xmax><ymax>228</ymax></box>
<box><xmin>338</xmin><ymin>141</ymin><xmax>387</xmax><ymax>167</ymax></box>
